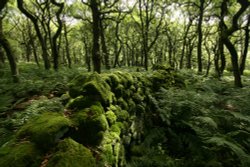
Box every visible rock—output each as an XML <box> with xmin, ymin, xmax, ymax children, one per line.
<box><xmin>0</xmin><ymin>141</ymin><xmax>42</xmax><ymax>167</ymax></box>
<box><xmin>46</xmin><ymin>138</ymin><xmax>96</xmax><ymax>167</ymax></box>
<box><xmin>17</xmin><ymin>112</ymin><xmax>72</xmax><ymax>151</ymax></box>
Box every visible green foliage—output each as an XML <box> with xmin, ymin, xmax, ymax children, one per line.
<box><xmin>47</xmin><ymin>138</ymin><xmax>96</xmax><ymax>167</ymax></box>
<box><xmin>3</xmin><ymin>97</ymin><xmax>64</xmax><ymax>130</ymax></box>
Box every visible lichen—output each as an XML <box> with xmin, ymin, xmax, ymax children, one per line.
<box><xmin>0</xmin><ymin>141</ymin><xmax>42</xmax><ymax>167</ymax></box>
<box><xmin>46</xmin><ymin>138</ymin><xmax>96</xmax><ymax>167</ymax></box>
<box><xmin>17</xmin><ymin>112</ymin><xmax>71</xmax><ymax>150</ymax></box>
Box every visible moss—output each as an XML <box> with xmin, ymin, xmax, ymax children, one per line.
<box><xmin>17</xmin><ymin>112</ymin><xmax>71</xmax><ymax>150</ymax></box>
<box><xmin>107</xmin><ymin>73</ymin><xmax>121</xmax><ymax>87</ymax></box>
<box><xmin>70</xmin><ymin>108</ymin><xmax>108</xmax><ymax>146</ymax></box>
<box><xmin>110</xmin><ymin>123</ymin><xmax>121</xmax><ymax>136</ymax></box>
<box><xmin>132</xmin><ymin>93</ymin><xmax>144</xmax><ymax>103</ymax></box>
<box><xmin>90</xmin><ymin>102</ymin><xmax>105</xmax><ymax>114</ymax></box>
<box><xmin>47</xmin><ymin>138</ymin><xmax>96</xmax><ymax>167</ymax></box>
<box><xmin>114</xmin><ymin>84</ymin><xmax>125</xmax><ymax>98</ymax></box>
<box><xmin>66</xmin><ymin>95</ymin><xmax>96</xmax><ymax>110</ymax></box>
<box><xmin>127</xmin><ymin>98</ymin><xmax>136</xmax><ymax>113</ymax></box>
<box><xmin>106</xmin><ymin>110</ymin><xmax>117</xmax><ymax>125</ymax></box>
<box><xmin>117</xmin><ymin>98</ymin><xmax>129</xmax><ymax>110</ymax></box>
<box><xmin>0</xmin><ymin>141</ymin><xmax>42</xmax><ymax>167</ymax></box>
<box><xmin>115</xmin><ymin>71</ymin><xmax>134</xmax><ymax>88</ymax></box>
<box><xmin>101</xmin><ymin>144</ymin><xmax>114</xmax><ymax>165</ymax></box>
<box><xmin>99</xmin><ymin>131</ymin><xmax>121</xmax><ymax>166</ymax></box>
<box><xmin>115</xmin><ymin>110</ymin><xmax>129</xmax><ymax>122</ymax></box>
<box><xmin>85</xmin><ymin>73</ymin><xmax>112</xmax><ymax>105</ymax></box>
<box><xmin>136</xmin><ymin>104</ymin><xmax>146</xmax><ymax>114</ymax></box>
<box><xmin>68</xmin><ymin>74</ymin><xmax>90</xmax><ymax>98</ymax></box>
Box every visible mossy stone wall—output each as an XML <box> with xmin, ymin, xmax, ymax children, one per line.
<box><xmin>0</xmin><ymin>68</ymin><xmax>175</xmax><ymax>167</ymax></box>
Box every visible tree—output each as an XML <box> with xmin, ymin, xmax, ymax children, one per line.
<box><xmin>17</xmin><ymin>0</ymin><xmax>51</xmax><ymax>70</ymax></box>
<box><xmin>0</xmin><ymin>2</ymin><xmax>19</xmax><ymax>83</ymax></box>
<box><xmin>51</xmin><ymin>0</ymin><xmax>64</xmax><ymax>71</ymax></box>
<box><xmin>239</xmin><ymin>14</ymin><xmax>250</xmax><ymax>75</ymax></box>
<box><xmin>220</xmin><ymin>0</ymin><xmax>250</xmax><ymax>87</ymax></box>
<box><xmin>135</xmin><ymin>0</ymin><xmax>165</xmax><ymax>70</ymax></box>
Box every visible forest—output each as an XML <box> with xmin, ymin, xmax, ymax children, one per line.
<box><xmin>0</xmin><ymin>0</ymin><xmax>250</xmax><ymax>167</ymax></box>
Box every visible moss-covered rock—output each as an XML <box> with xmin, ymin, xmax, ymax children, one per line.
<box><xmin>117</xmin><ymin>98</ymin><xmax>129</xmax><ymax>110</ymax></box>
<box><xmin>66</xmin><ymin>95</ymin><xmax>95</xmax><ymax>110</ymax></box>
<box><xmin>70</xmin><ymin>106</ymin><xmax>108</xmax><ymax>146</ymax></box>
<box><xmin>0</xmin><ymin>141</ymin><xmax>42</xmax><ymax>167</ymax></box>
<box><xmin>106</xmin><ymin>110</ymin><xmax>117</xmax><ymax>125</ymax></box>
<box><xmin>132</xmin><ymin>93</ymin><xmax>144</xmax><ymax>103</ymax></box>
<box><xmin>114</xmin><ymin>84</ymin><xmax>125</xmax><ymax>98</ymax></box>
<box><xmin>17</xmin><ymin>112</ymin><xmax>71</xmax><ymax>150</ymax></box>
<box><xmin>47</xmin><ymin>138</ymin><xmax>96</xmax><ymax>167</ymax></box>
<box><xmin>68</xmin><ymin>74</ymin><xmax>91</xmax><ymax>98</ymax></box>
<box><xmin>107</xmin><ymin>73</ymin><xmax>121</xmax><ymax>87</ymax></box>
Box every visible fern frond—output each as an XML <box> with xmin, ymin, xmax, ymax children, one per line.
<box><xmin>204</xmin><ymin>136</ymin><xmax>250</xmax><ymax>167</ymax></box>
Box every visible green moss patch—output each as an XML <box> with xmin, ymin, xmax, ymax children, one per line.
<box><xmin>17</xmin><ymin>112</ymin><xmax>72</xmax><ymax>150</ymax></box>
<box><xmin>46</xmin><ymin>138</ymin><xmax>96</xmax><ymax>167</ymax></box>
<box><xmin>70</xmin><ymin>106</ymin><xmax>108</xmax><ymax>146</ymax></box>
<box><xmin>0</xmin><ymin>141</ymin><xmax>42</xmax><ymax>167</ymax></box>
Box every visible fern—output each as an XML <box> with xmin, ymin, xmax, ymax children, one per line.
<box><xmin>204</xmin><ymin>136</ymin><xmax>250</xmax><ymax>167</ymax></box>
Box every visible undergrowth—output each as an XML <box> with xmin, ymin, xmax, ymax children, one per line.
<box><xmin>128</xmin><ymin>72</ymin><xmax>250</xmax><ymax>167</ymax></box>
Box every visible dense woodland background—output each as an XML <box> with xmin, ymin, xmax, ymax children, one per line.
<box><xmin>0</xmin><ymin>0</ymin><xmax>249</xmax><ymax>86</ymax></box>
<box><xmin>0</xmin><ymin>0</ymin><xmax>250</xmax><ymax>167</ymax></box>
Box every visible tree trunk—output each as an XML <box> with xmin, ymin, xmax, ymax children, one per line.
<box><xmin>63</xmin><ymin>23</ymin><xmax>71</xmax><ymax>68</ymax></box>
<box><xmin>90</xmin><ymin>0</ymin><xmax>101</xmax><ymax>73</ymax></box>
<box><xmin>0</xmin><ymin>17</ymin><xmax>19</xmax><ymax>83</ymax></box>
<box><xmin>239</xmin><ymin>15</ymin><xmax>250</xmax><ymax>75</ymax></box>
<box><xmin>100</xmin><ymin>21</ymin><xmax>110</xmax><ymax>70</ymax></box>
<box><xmin>51</xmin><ymin>0</ymin><xmax>64</xmax><ymax>71</ymax></box>
<box><xmin>223</xmin><ymin>38</ymin><xmax>242</xmax><ymax>87</ymax></box>
<box><xmin>17</xmin><ymin>0</ymin><xmax>50</xmax><ymax>70</ymax></box>
<box><xmin>197</xmin><ymin>0</ymin><xmax>205</xmax><ymax>73</ymax></box>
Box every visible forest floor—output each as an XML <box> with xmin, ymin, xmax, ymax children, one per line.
<box><xmin>0</xmin><ymin>63</ymin><xmax>250</xmax><ymax>167</ymax></box>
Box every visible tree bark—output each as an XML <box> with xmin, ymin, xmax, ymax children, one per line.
<box><xmin>51</xmin><ymin>0</ymin><xmax>64</xmax><ymax>71</ymax></box>
<box><xmin>100</xmin><ymin>20</ymin><xmax>110</xmax><ymax>70</ymax></box>
<box><xmin>90</xmin><ymin>0</ymin><xmax>101</xmax><ymax>73</ymax></box>
<box><xmin>63</xmin><ymin>23</ymin><xmax>72</xmax><ymax>68</ymax></box>
<box><xmin>239</xmin><ymin>15</ymin><xmax>250</xmax><ymax>75</ymax></box>
<box><xmin>0</xmin><ymin>16</ymin><xmax>19</xmax><ymax>83</ymax></box>
<box><xmin>197</xmin><ymin>0</ymin><xmax>205</xmax><ymax>73</ymax></box>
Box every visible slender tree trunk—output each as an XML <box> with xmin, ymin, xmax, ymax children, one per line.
<box><xmin>63</xmin><ymin>23</ymin><xmax>71</xmax><ymax>68</ymax></box>
<box><xmin>90</xmin><ymin>0</ymin><xmax>101</xmax><ymax>73</ymax></box>
<box><xmin>197</xmin><ymin>0</ymin><xmax>205</xmax><ymax>73</ymax></box>
<box><xmin>51</xmin><ymin>0</ymin><xmax>64</xmax><ymax>71</ymax></box>
<box><xmin>239</xmin><ymin>15</ymin><xmax>250</xmax><ymax>75</ymax></box>
<box><xmin>17</xmin><ymin>0</ymin><xmax>50</xmax><ymax>70</ymax></box>
<box><xmin>0</xmin><ymin>17</ymin><xmax>19</xmax><ymax>83</ymax></box>
<box><xmin>100</xmin><ymin>21</ymin><xmax>110</xmax><ymax>70</ymax></box>
<box><xmin>223</xmin><ymin>38</ymin><xmax>242</xmax><ymax>87</ymax></box>
<box><xmin>180</xmin><ymin>17</ymin><xmax>193</xmax><ymax>69</ymax></box>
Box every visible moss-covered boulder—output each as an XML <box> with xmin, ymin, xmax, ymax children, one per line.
<box><xmin>0</xmin><ymin>141</ymin><xmax>42</xmax><ymax>167</ymax></box>
<box><xmin>81</xmin><ymin>73</ymin><xmax>113</xmax><ymax>106</ymax></box>
<box><xmin>68</xmin><ymin>74</ymin><xmax>91</xmax><ymax>98</ymax></box>
<box><xmin>17</xmin><ymin>112</ymin><xmax>72</xmax><ymax>150</ymax></box>
<box><xmin>106</xmin><ymin>110</ymin><xmax>117</xmax><ymax>125</ymax></box>
<box><xmin>46</xmin><ymin>138</ymin><xmax>96</xmax><ymax>167</ymax></box>
<box><xmin>70</xmin><ymin>104</ymin><xmax>109</xmax><ymax>146</ymax></box>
